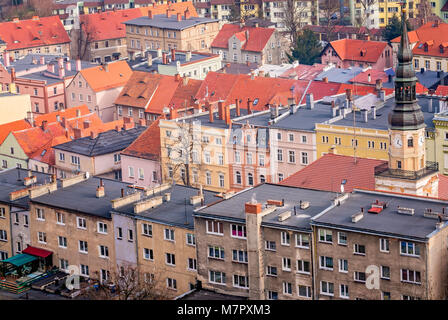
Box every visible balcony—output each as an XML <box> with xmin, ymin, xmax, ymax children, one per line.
<box><xmin>374</xmin><ymin>161</ymin><xmax>439</xmax><ymax>180</ymax></box>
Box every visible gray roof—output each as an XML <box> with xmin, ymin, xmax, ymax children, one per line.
<box><xmin>31</xmin><ymin>177</ymin><xmax>132</xmax><ymax>219</ymax></box>
<box><xmin>128</xmin><ymin>50</ymin><xmax>217</xmax><ymax>72</ymax></box>
<box><xmin>315</xmin><ymin>67</ymin><xmax>363</xmax><ymax>84</ymax></box>
<box><xmin>312</xmin><ymin>189</ymin><xmax>448</xmax><ymax>241</ymax></box>
<box><xmin>195</xmin><ymin>183</ymin><xmax>338</xmax><ymax>232</ymax></box>
<box><xmin>179</xmin><ymin>288</ymin><xmax>247</xmax><ymax>300</ymax></box>
<box><xmin>31</xmin><ymin>176</ymin><xmax>218</xmax><ymax>225</ymax></box>
<box><xmin>123</xmin><ymin>14</ymin><xmax>218</xmax><ymax>30</ymax></box>
<box><xmin>0</xmin><ymin>54</ymin><xmax>95</xmax><ymax>85</ymax></box>
<box><xmin>113</xmin><ymin>184</ymin><xmax>218</xmax><ymax>229</ymax></box>
<box><xmin>53</xmin><ymin>126</ymin><xmax>146</xmax><ymax>157</ymax></box>
<box><xmin>415</xmin><ymin>69</ymin><xmax>448</xmax><ymax>90</ymax></box>
<box><xmin>331</xmin><ymin>95</ymin><xmax>437</xmax><ymax>131</ymax></box>
<box><xmin>0</xmin><ymin>168</ymin><xmax>56</xmax><ymax>209</ymax></box>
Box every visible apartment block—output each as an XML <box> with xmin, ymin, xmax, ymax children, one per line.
<box><xmin>124</xmin><ymin>9</ymin><xmax>220</xmax><ymax>58</ymax></box>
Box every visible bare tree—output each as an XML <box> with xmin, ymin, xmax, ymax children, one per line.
<box><xmin>81</xmin><ymin>264</ymin><xmax>171</xmax><ymax>300</ymax></box>
<box><xmin>74</xmin><ymin>18</ymin><xmax>96</xmax><ymax>61</ymax></box>
<box><xmin>282</xmin><ymin>0</ymin><xmax>311</xmax><ymax>45</ymax></box>
<box><xmin>163</xmin><ymin>118</ymin><xmax>210</xmax><ymax>188</ymax></box>
<box><xmin>319</xmin><ymin>0</ymin><xmax>341</xmax><ymax>42</ymax></box>
<box><xmin>354</xmin><ymin>0</ymin><xmax>378</xmax><ymax>29</ymax></box>
<box><xmin>415</xmin><ymin>0</ymin><xmax>432</xmax><ymax>25</ymax></box>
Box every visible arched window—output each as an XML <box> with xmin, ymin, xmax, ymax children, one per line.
<box><xmin>236</xmin><ymin>171</ymin><xmax>241</xmax><ymax>184</ymax></box>
<box><xmin>248</xmin><ymin>173</ymin><xmax>253</xmax><ymax>186</ymax></box>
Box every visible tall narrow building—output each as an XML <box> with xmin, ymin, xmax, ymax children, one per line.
<box><xmin>375</xmin><ymin>6</ymin><xmax>439</xmax><ymax>197</ymax></box>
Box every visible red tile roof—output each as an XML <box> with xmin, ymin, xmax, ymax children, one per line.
<box><xmin>435</xmin><ymin>85</ymin><xmax>448</xmax><ymax>96</ymax></box>
<box><xmin>437</xmin><ymin>174</ymin><xmax>448</xmax><ymax>200</ymax></box>
<box><xmin>0</xmin><ymin>119</ymin><xmax>31</xmax><ymax>144</ymax></box>
<box><xmin>121</xmin><ymin>118</ymin><xmax>161</xmax><ymax>160</ymax></box>
<box><xmin>0</xmin><ymin>16</ymin><xmax>70</xmax><ymax>51</ymax></box>
<box><xmin>115</xmin><ymin>72</ymin><xmax>191</xmax><ymax>114</ymax></box>
<box><xmin>328</xmin><ymin>39</ymin><xmax>390</xmax><ymax>63</ymax></box>
<box><xmin>81</xmin><ymin>8</ymin><xmax>142</xmax><ymax>42</ymax></box>
<box><xmin>391</xmin><ymin>22</ymin><xmax>448</xmax><ymax>58</ymax></box>
<box><xmin>169</xmin><ymin>78</ymin><xmax>202</xmax><ymax>109</ymax></box>
<box><xmin>350</xmin><ymin>69</ymin><xmax>390</xmax><ymax>85</ymax></box>
<box><xmin>79</xmin><ymin>60</ymin><xmax>132</xmax><ymax>92</ymax></box>
<box><xmin>280</xmin><ymin>153</ymin><xmax>387</xmax><ymax>193</ymax></box>
<box><xmin>336</xmin><ymin>83</ymin><xmax>394</xmax><ymax>96</ymax></box>
<box><xmin>34</xmin><ymin>105</ymin><xmax>91</xmax><ymax>126</ymax></box>
<box><xmin>280</xmin><ymin>63</ymin><xmax>327</xmax><ymax>80</ymax></box>
<box><xmin>81</xmin><ymin>3</ymin><xmax>198</xmax><ymax>42</ymax></box>
<box><xmin>211</xmin><ymin>24</ymin><xmax>275</xmax><ymax>53</ymax></box>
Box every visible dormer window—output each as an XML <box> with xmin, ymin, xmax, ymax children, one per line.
<box><xmin>232</xmin><ymin>42</ymin><xmax>237</xmax><ymax>49</ymax></box>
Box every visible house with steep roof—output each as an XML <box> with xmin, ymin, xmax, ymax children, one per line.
<box><xmin>321</xmin><ymin>39</ymin><xmax>393</xmax><ymax>71</ymax></box>
<box><xmin>120</xmin><ymin>118</ymin><xmax>162</xmax><ymax>187</ymax></box>
<box><xmin>114</xmin><ymin>71</ymin><xmax>201</xmax><ymax>124</ymax></box>
<box><xmin>66</xmin><ymin>60</ymin><xmax>133</xmax><ymax>122</ymax></box>
<box><xmin>211</xmin><ymin>24</ymin><xmax>283</xmax><ymax>65</ymax></box>
<box><xmin>0</xmin><ymin>16</ymin><xmax>70</xmax><ymax>60</ymax></box>
<box><xmin>0</xmin><ymin>105</ymin><xmax>126</xmax><ymax>174</ymax></box>
<box><xmin>391</xmin><ymin>21</ymin><xmax>448</xmax><ymax>73</ymax></box>
<box><xmin>53</xmin><ymin>121</ymin><xmax>146</xmax><ymax>179</ymax></box>
<box><xmin>0</xmin><ymin>53</ymin><xmax>95</xmax><ymax>115</ymax></box>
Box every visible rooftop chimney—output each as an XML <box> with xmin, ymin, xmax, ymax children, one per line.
<box><xmin>371</xmin><ymin>106</ymin><xmax>377</xmax><ymax>119</ymax></box>
<box><xmin>96</xmin><ymin>179</ymin><xmax>105</xmax><ymax>198</ymax></box>
<box><xmin>245</xmin><ymin>202</ymin><xmax>262</xmax><ymax>214</ymax></box>
<box><xmin>186</xmin><ymin>51</ymin><xmax>192</xmax><ymax>62</ymax></box>
<box><xmin>361</xmin><ymin>109</ymin><xmax>368</xmax><ymax>123</ymax></box>
<box><xmin>184</xmin><ymin>8</ymin><xmax>191</xmax><ymax>20</ymax></box>
<box><xmin>65</xmin><ymin>61</ymin><xmax>71</xmax><ymax>72</ymax></box>
<box><xmin>76</xmin><ymin>59</ymin><xmax>81</xmax><ymax>71</ymax></box>
<box><xmin>41</xmin><ymin>120</ymin><xmax>48</xmax><ymax>131</ymax></box>
<box><xmin>247</xmin><ymin>98</ymin><xmax>253</xmax><ymax>114</ymax></box>
<box><xmin>235</xmin><ymin>99</ymin><xmax>241</xmax><ymax>116</ymax></box>
<box><xmin>148</xmin><ymin>10</ymin><xmax>153</xmax><ymax>19</ymax></box>
<box><xmin>170</xmin><ymin>106</ymin><xmax>178</xmax><ymax>120</ymax></box>
<box><xmin>166</xmin><ymin>9</ymin><xmax>170</xmax><ymax>17</ymax></box>
<box><xmin>58</xmin><ymin>66</ymin><xmax>65</xmax><ymax>79</ymax></box>
<box><xmin>90</xmin><ymin>130</ymin><xmax>97</xmax><ymax>139</ymax></box>
<box><xmin>47</xmin><ymin>63</ymin><xmax>55</xmax><ymax>73</ymax></box>
<box><xmin>306</xmin><ymin>93</ymin><xmax>314</xmax><ymax>109</ymax></box>
<box><xmin>224</xmin><ymin>105</ymin><xmax>231</xmax><ymax>126</ymax></box>
<box><xmin>177</xmin><ymin>12</ymin><xmax>182</xmax><ymax>21</ymax></box>
<box><xmin>162</xmin><ymin>52</ymin><xmax>167</xmax><ymax>65</ymax></box>
<box><xmin>218</xmin><ymin>101</ymin><xmax>225</xmax><ymax>120</ymax></box>
<box><xmin>39</xmin><ymin>56</ymin><xmax>45</xmax><ymax>65</ymax></box>
<box><xmin>171</xmin><ymin>48</ymin><xmax>176</xmax><ymax>61</ymax></box>
<box><xmin>323</xmin><ymin>77</ymin><xmax>328</xmax><ymax>83</ymax></box>
<box><xmin>3</xmin><ymin>51</ymin><xmax>10</xmax><ymax>67</ymax></box>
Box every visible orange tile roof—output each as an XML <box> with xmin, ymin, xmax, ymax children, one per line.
<box><xmin>81</xmin><ymin>3</ymin><xmax>198</xmax><ymax>42</ymax></box>
<box><xmin>391</xmin><ymin>22</ymin><xmax>448</xmax><ymax>58</ymax></box>
<box><xmin>121</xmin><ymin>118</ymin><xmax>161</xmax><ymax>160</ymax></box>
<box><xmin>0</xmin><ymin>119</ymin><xmax>31</xmax><ymax>144</ymax></box>
<box><xmin>280</xmin><ymin>153</ymin><xmax>387</xmax><ymax>193</ymax></box>
<box><xmin>211</xmin><ymin>24</ymin><xmax>275</xmax><ymax>52</ymax></box>
<box><xmin>435</xmin><ymin>85</ymin><xmax>448</xmax><ymax>96</ymax></box>
<box><xmin>169</xmin><ymin>78</ymin><xmax>202</xmax><ymax>109</ymax></box>
<box><xmin>81</xmin><ymin>8</ymin><xmax>142</xmax><ymax>42</ymax></box>
<box><xmin>34</xmin><ymin>105</ymin><xmax>91</xmax><ymax>126</ymax></box>
<box><xmin>79</xmin><ymin>60</ymin><xmax>132</xmax><ymax>92</ymax></box>
<box><xmin>0</xmin><ymin>16</ymin><xmax>70</xmax><ymax>51</ymax></box>
<box><xmin>328</xmin><ymin>39</ymin><xmax>390</xmax><ymax>63</ymax></box>
<box><xmin>437</xmin><ymin>174</ymin><xmax>448</xmax><ymax>200</ymax></box>
<box><xmin>337</xmin><ymin>83</ymin><xmax>394</xmax><ymax>96</ymax></box>
<box><xmin>138</xmin><ymin>2</ymin><xmax>198</xmax><ymax>17</ymax></box>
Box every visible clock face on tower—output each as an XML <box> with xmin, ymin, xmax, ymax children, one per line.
<box><xmin>393</xmin><ymin>135</ymin><xmax>402</xmax><ymax>148</ymax></box>
<box><xmin>418</xmin><ymin>135</ymin><xmax>425</xmax><ymax>146</ymax></box>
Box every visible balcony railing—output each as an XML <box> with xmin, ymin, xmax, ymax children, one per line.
<box><xmin>374</xmin><ymin>161</ymin><xmax>439</xmax><ymax>180</ymax></box>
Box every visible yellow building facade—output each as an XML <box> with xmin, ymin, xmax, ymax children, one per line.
<box><xmin>0</xmin><ymin>92</ymin><xmax>31</xmax><ymax>126</ymax></box>
<box><xmin>159</xmin><ymin>117</ymin><xmax>230</xmax><ymax>193</ymax></box>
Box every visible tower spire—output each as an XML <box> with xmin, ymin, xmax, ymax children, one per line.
<box><xmin>388</xmin><ymin>2</ymin><xmax>425</xmax><ymax>131</ymax></box>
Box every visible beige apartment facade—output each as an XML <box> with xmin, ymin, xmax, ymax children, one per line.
<box><xmin>124</xmin><ymin>11</ymin><xmax>220</xmax><ymax>59</ymax></box>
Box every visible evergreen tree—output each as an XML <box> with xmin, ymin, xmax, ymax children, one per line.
<box><xmin>287</xmin><ymin>29</ymin><xmax>322</xmax><ymax>65</ymax></box>
<box><xmin>383</xmin><ymin>14</ymin><xmax>412</xmax><ymax>42</ymax></box>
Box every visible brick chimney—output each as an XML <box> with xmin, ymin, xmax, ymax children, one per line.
<box><xmin>177</xmin><ymin>12</ymin><xmax>181</xmax><ymax>21</ymax></box>
<box><xmin>65</xmin><ymin>61</ymin><xmax>71</xmax><ymax>72</ymax></box>
<box><xmin>218</xmin><ymin>101</ymin><xmax>225</xmax><ymax>120</ymax></box>
<box><xmin>224</xmin><ymin>105</ymin><xmax>231</xmax><ymax>126</ymax></box>
<box><xmin>247</xmin><ymin>98</ymin><xmax>253</xmax><ymax>114</ymax></box>
<box><xmin>235</xmin><ymin>98</ymin><xmax>241</xmax><ymax>116</ymax></box>
<box><xmin>170</xmin><ymin>106</ymin><xmax>178</xmax><ymax>120</ymax></box>
<box><xmin>58</xmin><ymin>66</ymin><xmax>65</xmax><ymax>79</ymax></box>
<box><xmin>245</xmin><ymin>201</ymin><xmax>262</xmax><ymax>214</ymax></box>
<box><xmin>73</xmin><ymin>127</ymin><xmax>82</xmax><ymax>139</ymax></box>
<box><xmin>323</xmin><ymin>77</ymin><xmax>328</xmax><ymax>83</ymax></box>
<box><xmin>39</xmin><ymin>56</ymin><xmax>45</xmax><ymax>65</ymax></box>
<box><xmin>10</xmin><ymin>67</ymin><xmax>16</xmax><ymax>83</ymax></box>
<box><xmin>184</xmin><ymin>8</ymin><xmax>191</xmax><ymax>20</ymax></box>
<box><xmin>41</xmin><ymin>120</ymin><xmax>48</xmax><ymax>131</ymax></box>
<box><xmin>174</xmin><ymin>73</ymin><xmax>181</xmax><ymax>81</ymax></box>
<box><xmin>47</xmin><ymin>63</ymin><xmax>55</xmax><ymax>73</ymax></box>
<box><xmin>171</xmin><ymin>48</ymin><xmax>176</xmax><ymax>61</ymax></box>
<box><xmin>148</xmin><ymin>10</ymin><xmax>153</xmax><ymax>19</ymax></box>
<box><xmin>162</xmin><ymin>52</ymin><xmax>167</xmax><ymax>65</ymax></box>
<box><xmin>206</xmin><ymin>101</ymin><xmax>214</xmax><ymax>123</ymax></box>
<box><xmin>83</xmin><ymin>120</ymin><xmax>90</xmax><ymax>129</ymax></box>
<box><xmin>166</xmin><ymin>9</ymin><xmax>170</xmax><ymax>17</ymax></box>
<box><xmin>123</xmin><ymin>117</ymin><xmax>135</xmax><ymax>130</ymax></box>
<box><xmin>90</xmin><ymin>130</ymin><xmax>97</xmax><ymax>139</ymax></box>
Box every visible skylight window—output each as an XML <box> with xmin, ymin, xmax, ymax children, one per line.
<box><xmin>253</xmin><ymin>98</ymin><xmax>259</xmax><ymax>106</ymax></box>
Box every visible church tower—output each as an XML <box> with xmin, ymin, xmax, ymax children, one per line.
<box><xmin>375</xmin><ymin>5</ymin><xmax>439</xmax><ymax>197</ymax></box>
